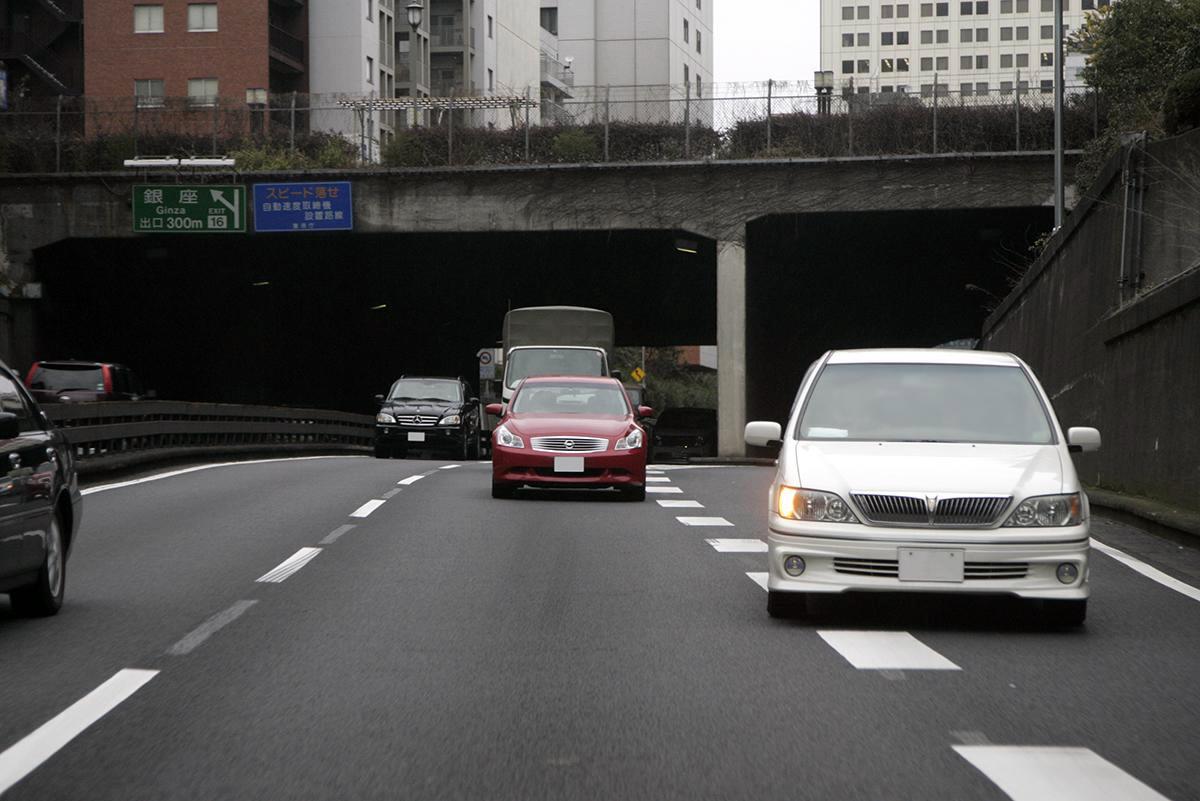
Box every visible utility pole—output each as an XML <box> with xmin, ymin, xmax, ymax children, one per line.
<box><xmin>1054</xmin><ymin>0</ymin><xmax>1065</xmax><ymax>229</ymax></box>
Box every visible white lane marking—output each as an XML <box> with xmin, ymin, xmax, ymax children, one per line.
<box><xmin>1092</xmin><ymin>538</ymin><xmax>1200</xmax><ymax>603</ymax></box>
<box><xmin>398</xmin><ymin>475</ymin><xmax>425</xmax><ymax>486</ymax></box>
<box><xmin>646</xmin><ymin>469</ymin><xmax>666</xmax><ymax>475</ymax></box>
<box><xmin>350</xmin><ymin>499</ymin><xmax>386</xmax><ymax>518</ymax></box>
<box><xmin>707</xmin><ymin>538</ymin><xmax>767</xmax><ymax>553</ymax></box>
<box><xmin>646</xmin><ymin>486</ymin><xmax>684</xmax><ymax>494</ymax></box>
<box><xmin>747</xmin><ymin>572</ymin><xmax>769</xmax><ymax>590</ymax></box>
<box><xmin>953</xmin><ymin>745</ymin><xmax>1172</xmax><ymax>801</ymax></box>
<box><xmin>648</xmin><ymin>465</ymin><xmax>730</xmax><ymax>471</ymax></box>
<box><xmin>645</xmin><ymin>476</ymin><xmax>672</xmax><ymax>483</ymax></box>
<box><xmin>166</xmin><ymin>600</ymin><xmax>257</xmax><ymax>656</ymax></box>
<box><xmin>256</xmin><ymin>547</ymin><xmax>322</xmax><ymax>583</ymax></box>
<box><xmin>319</xmin><ymin>524</ymin><xmax>357</xmax><ymax>545</ymax></box>
<box><xmin>439</xmin><ymin>464</ymin><xmax>461</xmax><ymax>470</ymax></box>
<box><xmin>676</xmin><ymin>516</ymin><xmax>734</xmax><ymax>527</ymax></box>
<box><xmin>380</xmin><ymin>488</ymin><xmax>403</xmax><ymax>500</ymax></box>
<box><xmin>0</xmin><ymin>669</ymin><xmax>159</xmax><ymax>795</ymax></box>
<box><xmin>82</xmin><ymin>455</ymin><xmax>363</xmax><ymax>496</ymax></box>
<box><xmin>817</xmin><ymin>631</ymin><xmax>961</xmax><ymax>671</ymax></box>
<box><xmin>657</xmin><ymin>499</ymin><xmax>704</xmax><ymax>508</ymax></box>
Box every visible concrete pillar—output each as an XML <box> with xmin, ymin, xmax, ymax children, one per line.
<box><xmin>717</xmin><ymin>240</ymin><xmax>747</xmax><ymax>458</ymax></box>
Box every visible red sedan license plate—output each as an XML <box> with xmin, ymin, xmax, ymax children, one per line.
<box><xmin>554</xmin><ymin>456</ymin><xmax>585</xmax><ymax>473</ymax></box>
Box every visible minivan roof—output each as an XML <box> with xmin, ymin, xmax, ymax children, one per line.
<box><xmin>826</xmin><ymin>348</ymin><xmax>1019</xmax><ymax>367</ymax></box>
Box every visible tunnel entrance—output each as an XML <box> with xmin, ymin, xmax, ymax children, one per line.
<box><xmin>746</xmin><ymin>207</ymin><xmax>1053</xmax><ymax>426</ymax></box>
<box><xmin>32</xmin><ymin>230</ymin><xmax>718</xmax><ymax>413</ymax></box>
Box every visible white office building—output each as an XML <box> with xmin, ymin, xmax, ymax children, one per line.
<box><xmin>540</xmin><ymin>0</ymin><xmax>714</xmax><ymax>121</ymax></box>
<box><xmin>819</xmin><ymin>0</ymin><xmax>1109</xmax><ymax>99</ymax></box>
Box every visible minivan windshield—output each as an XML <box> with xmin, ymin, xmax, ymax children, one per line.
<box><xmin>797</xmin><ymin>363</ymin><xmax>1054</xmax><ymax>444</ymax></box>
<box><xmin>505</xmin><ymin>348</ymin><xmax>605</xmax><ymax>388</ymax></box>
<box><xmin>512</xmin><ymin>383</ymin><xmax>629</xmax><ymax>415</ymax></box>
<box><xmin>30</xmin><ymin>365</ymin><xmax>105</xmax><ymax>392</ymax></box>
<box><xmin>389</xmin><ymin>379</ymin><xmax>461</xmax><ymax>403</ymax></box>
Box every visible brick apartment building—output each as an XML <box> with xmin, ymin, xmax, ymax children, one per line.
<box><xmin>84</xmin><ymin>0</ymin><xmax>307</xmax><ymax>106</ymax></box>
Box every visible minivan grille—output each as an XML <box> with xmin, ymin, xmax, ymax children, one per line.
<box><xmin>832</xmin><ymin>558</ymin><xmax>1030</xmax><ymax>580</ymax></box>
<box><xmin>396</xmin><ymin>415</ymin><xmax>438</xmax><ymax>426</ymax></box>
<box><xmin>531</xmin><ymin>436</ymin><xmax>608</xmax><ymax>453</ymax></box>
<box><xmin>851</xmin><ymin>494</ymin><xmax>1011</xmax><ymax>527</ymax></box>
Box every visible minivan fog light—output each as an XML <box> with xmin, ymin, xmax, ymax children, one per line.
<box><xmin>1056</xmin><ymin>562</ymin><xmax>1080</xmax><ymax>584</ymax></box>
<box><xmin>783</xmin><ymin>555</ymin><xmax>806</xmax><ymax>577</ymax></box>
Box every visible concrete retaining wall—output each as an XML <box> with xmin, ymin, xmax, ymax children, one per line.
<box><xmin>982</xmin><ymin>128</ymin><xmax>1200</xmax><ymax>513</ymax></box>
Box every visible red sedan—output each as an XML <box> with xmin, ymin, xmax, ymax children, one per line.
<box><xmin>489</xmin><ymin>376</ymin><xmax>653</xmax><ymax>501</ymax></box>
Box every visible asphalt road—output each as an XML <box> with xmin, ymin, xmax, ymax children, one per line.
<box><xmin>1</xmin><ymin>456</ymin><xmax>1198</xmax><ymax>800</ymax></box>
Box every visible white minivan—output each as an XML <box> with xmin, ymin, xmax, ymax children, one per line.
<box><xmin>745</xmin><ymin>349</ymin><xmax>1101</xmax><ymax>625</ymax></box>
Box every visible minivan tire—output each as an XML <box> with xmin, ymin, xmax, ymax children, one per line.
<box><xmin>1042</xmin><ymin>598</ymin><xmax>1087</xmax><ymax>627</ymax></box>
<box><xmin>767</xmin><ymin>590</ymin><xmax>808</xmax><ymax>620</ymax></box>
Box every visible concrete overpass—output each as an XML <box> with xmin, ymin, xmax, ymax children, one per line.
<box><xmin>0</xmin><ymin>151</ymin><xmax>1071</xmax><ymax>454</ymax></box>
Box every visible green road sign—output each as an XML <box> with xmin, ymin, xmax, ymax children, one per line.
<box><xmin>133</xmin><ymin>185</ymin><xmax>247</xmax><ymax>233</ymax></box>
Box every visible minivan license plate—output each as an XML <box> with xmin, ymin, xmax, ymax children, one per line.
<box><xmin>407</xmin><ymin>432</ymin><xmax>426</xmax><ymax>443</ymax></box>
<box><xmin>554</xmin><ymin>457</ymin><xmax>585</xmax><ymax>473</ymax></box>
<box><xmin>899</xmin><ymin>548</ymin><xmax>964</xmax><ymax>582</ymax></box>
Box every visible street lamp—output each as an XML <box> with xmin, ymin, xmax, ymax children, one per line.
<box><xmin>406</xmin><ymin>2</ymin><xmax>425</xmax><ymax>127</ymax></box>
<box><xmin>406</xmin><ymin>2</ymin><xmax>423</xmax><ymax>30</ymax></box>
<box><xmin>814</xmin><ymin>70</ymin><xmax>834</xmax><ymax>115</ymax></box>
<box><xmin>1053</xmin><ymin>0</ymin><xmax>1065</xmax><ymax>230</ymax></box>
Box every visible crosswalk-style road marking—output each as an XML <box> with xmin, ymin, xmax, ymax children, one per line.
<box><xmin>954</xmin><ymin>746</ymin><xmax>1173</xmax><ymax>801</ymax></box>
<box><xmin>817</xmin><ymin>630</ymin><xmax>961</xmax><ymax>671</ymax></box>
<box><xmin>747</xmin><ymin>572</ymin><xmax>769</xmax><ymax>590</ymax></box>
<box><xmin>657</xmin><ymin>499</ymin><xmax>704</xmax><ymax>508</ymax></box>
<box><xmin>647</xmin><ymin>486</ymin><xmax>684</xmax><ymax>494</ymax></box>
<box><xmin>677</xmin><ymin>516</ymin><xmax>734</xmax><ymax>527</ymax></box>
<box><xmin>646</xmin><ymin>476</ymin><xmax>672</xmax><ymax>483</ymax></box>
<box><xmin>707</xmin><ymin>538</ymin><xmax>767</xmax><ymax>553</ymax></box>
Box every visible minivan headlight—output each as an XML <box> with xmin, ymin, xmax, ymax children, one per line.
<box><xmin>376</xmin><ymin>412</ymin><xmax>396</xmax><ymax>424</ymax></box>
<box><xmin>615</xmin><ymin>427</ymin><xmax>644</xmax><ymax>450</ymax></box>
<box><xmin>439</xmin><ymin>414</ymin><xmax>461</xmax><ymax>427</ymax></box>
<box><xmin>495</xmin><ymin>424</ymin><xmax>524</xmax><ymax>449</ymax></box>
<box><xmin>1002</xmin><ymin>493</ymin><xmax>1083</xmax><ymax>527</ymax></box>
<box><xmin>776</xmin><ymin>486</ymin><xmax>859</xmax><ymax>523</ymax></box>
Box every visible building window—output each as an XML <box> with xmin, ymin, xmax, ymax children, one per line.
<box><xmin>1041</xmin><ymin>24</ymin><xmax>1053</xmax><ymax>39</ymax></box>
<box><xmin>936</xmin><ymin>29</ymin><xmax>949</xmax><ymax>43</ymax></box>
<box><xmin>882</xmin><ymin>58</ymin><xmax>895</xmax><ymax>72</ymax></box>
<box><xmin>921</xmin><ymin>56</ymin><xmax>933</xmax><ymax>70</ymax></box>
<box><xmin>857</xmin><ymin>32</ymin><xmax>869</xmax><ymax>46</ymax></box>
<box><xmin>1016</xmin><ymin>52</ymin><xmax>1029</xmax><ymax>66</ymax></box>
<box><xmin>843</xmin><ymin>33</ymin><xmax>854</xmax><ymax>47</ymax></box>
<box><xmin>936</xmin><ymin>2</ymin><xmax>949</xmax><ymax>14</ymax></box>
<box><xmin>187</xmin><ymin>4</ymin><xmax>217</xmax><ymax>32</ymax></box>
<box><xmin>882</xmin><ymin>31</ymin><xmax>894</xmax><ymax>45</ymax></box>
<box><xmin>1041</xmin><ymin>51</ymin><xmax>1053</xmax><ymax>66</ymax></box>
<box><xmin>842</xmin><ymin>6</ymin><xmax>855</xmax><ymax>20</ymax></box>
<box><xmin>961</xmin><ymin>82</ymin><xmax>973</xmax><ymax>96</ymax></box>
<box><xmin>187</xmin><ymin>77</ymin><xmax>218</xmax><ymax>106</ymax></box>
<box><xmin>961</xmin><ymin>55</ymin><xmax>973</xmax><ymax>69</ymax></box>
<box><xmin>937</xmin><ymin>55</ymin><xmax>949</xmax><ymax>69</ymax></box>
<box><xmin>842</xmin><ymin>59</ymin><xmax>855</xmax><ymax>74</ymax></box>
<box><xmin>487</xmin><ymin>15</ymin><xmax>493</xmax><ymax>38</ymax></box>
<box><xmin>683</xmin><ymin>18</ymin><xmax>689</xmax><ymax>42</ymax></box>
<box><xmin>976</xmin><ymin>1</ymin><xmax>988</xmax><ymax>13</ymax></box>
<box><xmin>976</xmin><ymin>54</ymin><xmax>988</xmax><ymax>68</ymax></box>
<box><xmin>920</xmin><ymin>29</ymin><xmax>933</xmax><ymax>43</ymax></box>
<box><xmin>898</xmin><ymin>3</ymin><xmax>910</xmax><ymax>16</ymax></box>
<box><xmin>684</xmin><ymin>64</ymin><xmax>689</xmax><ymax>85</ymax></box>
<box><xmin>697</xmin><ymin>30</ymin><xmax>702</xmax><ymax>53</ymax></box>
<box><xmin>1001</xmin><ymin>0</ymin><xmax>1012</xmax><ymax>10</ymax></box>
<box><xmin>134</xmin><ymin>78</ymin><xmax>164</xmax><ymax>107</ymax></box>
<box><xmin>882</xmin><ymin>4</ymin><xmax>894</xmax><ymax>17</ymax></box>
<box><xmin>898</xmin><ymin>57</ymin><xmax>910</xmax><ymax>71</ymax></box>
<box><xmin>133</xmin><ymin>5</ymin><xmax>164</xmax><ymax>33</ymax></box>
<box><xmin>1041</xmin><ymin>79</ymin><xmax>1053</xmax><ymax>94</ymax></box>
<box><xmin>540</xmin><ymin>7</ymin><xmax>558</xmax><ymax>34</ymax></box>
<box><xmin>976</xmin><ymin>27</ymin><xmax>989</xmax><ymax>41</ymax></box>
<box><xmin>858</xmin><ymin>5</ymin><xmax>870</xmax><ymax>18</ymax></box>
<box><xmin>367</xmin><ymin>0</ymin><xmax>373</xmax><ymax>20</ymax></box>
<box><xmin>1001</xmin><ymin>53</ymin><xmax>1013</xmax><ymax>67</ymax></box>
<box><xmin>696</xmin><ymin>74</ymin><xmax>702</xmax><ymax>97</ymax></box>
<box><xmin>921</xmin><ymin>2</ymin><xmax>933</xmax><ymax>16</ymax></box>
<box><xmin>898</xmin><ymin>31</ymin><xmax>909</xmax><ymax>44</ymax></box>
<box><xmin>961</xmin><ymin>1</ymin><xmax>973</xmax><ymax>13</ymax></box>
<box><xmin>1001</xmin><ymin>26</ymin><xmax>1013</xmax><ymax>40</ymax></box>
<box><xmin>1016</xmin><ymin>25</ymin><xmax>1028</xmax><ymax>39</ymax></box>
<box><xmin>976</xmin><ymin>81</ymin><xmax>989</xmax><ymax>93</ymax></box>
<box><xmin>857</xmin><ymin>59</ymin><xmax>870</xmax><ymax>73</ymax></box>
<box><xmin>1016</xmin><ymin>0</ymin><xmax>1028</xmax><ymax>10</ymax></box>
<box><xmin>1001</xmin><ymin>80</ymin><xmax>1013</xmax><ymax>94</ymax></box>
<box><xmin>961</xmin><ymin>28</ymin><xmax>973</xmax><ymax>42</ymax></box>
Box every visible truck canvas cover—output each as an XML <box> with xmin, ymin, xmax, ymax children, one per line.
<box><xmin>502</xmin><ymin>306</ymin><xmax>614</xmax><ymax>353</ymax></box>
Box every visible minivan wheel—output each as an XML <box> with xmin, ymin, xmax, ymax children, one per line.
<box><xmin>11</xmin><ymin>514</ymin><xmax>66</xmax><ymax>617</ymax></box>
<box><xmin>1042</xmin><ymin>598</ymin><xmax>1087</xmax><ymax>627</ymax></box>
<box><xmin>767</xmin><ymin>590</ymin><xmax>808</xmax><ymax>620</ymax></box>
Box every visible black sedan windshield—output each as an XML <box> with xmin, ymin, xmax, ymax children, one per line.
<box><xmin>389</xmin><ymin>379</ymin><xmax>461</xmax><ymax>403</ymax></box>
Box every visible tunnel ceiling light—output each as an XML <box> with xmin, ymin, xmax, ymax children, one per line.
<box><xmin>180</xmin><ymin>157</ymin><xmax>236</xmax><ymax>168</ymax></box>
<box><xmin>123</xmin><ymin>157</ymin><xmax>180</xmax><ymax>168</ymax></box>
<box><xmin>251</xmin><ymin>281</ymin><xmax>270</xmax><ymax>287</ymax></box>
<box><xmin>370</xmin><ymin>303</ymin><xmax>388</xmax><ymax>311</ymax></box>
<box><xmin>675</xmin><ymin>238</ymin><xmax>699</xmax><ymax>254</ymax></box>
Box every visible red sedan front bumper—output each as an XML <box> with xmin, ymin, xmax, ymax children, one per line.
<box><xmin>492</xmin><ymin>445</ymin><xmax>647</xmax><ymax>488</ymax></box>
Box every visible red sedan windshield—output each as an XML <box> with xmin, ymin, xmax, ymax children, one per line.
<box><xmin>512</xmin><ymin>383</ymin><xmax>629</xmax><ymax>415</ymax></box>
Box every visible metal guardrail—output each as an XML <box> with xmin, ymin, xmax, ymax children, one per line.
<box><xmin>43</xmin><ymin>401</ymin><xmax>374</xmax><ymax>473</ymax></box>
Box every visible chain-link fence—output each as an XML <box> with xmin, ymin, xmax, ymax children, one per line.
<box><xmin>0</xmin><ymin>83</ymin><xmax>1106</xmax><ymax>173</ymax></box>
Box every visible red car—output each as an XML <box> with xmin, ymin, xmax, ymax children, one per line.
<box><xmin>489</xmin><ymin>376</ymin><xmax>653</xmax><ymax>501</ymax></box>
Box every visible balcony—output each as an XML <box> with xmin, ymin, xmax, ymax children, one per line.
<box><xmin>431</xmin><ymin>25</ymin><xmax>464</xmax><ymax>47</ymax></box>
<box><xmin>269</xmin><ymin>24</ymin><xmax>305</xmax><ymax>72</ymax></box>
<box><xmin>540</xmin><ymin>53</ymin><xmax>574</xmax><ymax>92</ymax></box>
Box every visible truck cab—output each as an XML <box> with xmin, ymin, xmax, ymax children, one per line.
<box><xmin>499</xmin><ymin>307</ymin><xmax>614</xmax><ymax>403</ymax></box>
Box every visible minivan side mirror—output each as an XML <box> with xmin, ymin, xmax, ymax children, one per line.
<box><xmin>0</xmin><ymin>412</ymin><xmax>20</xmax><ymax>440</ymax></box>
<box><xmin>1067</xmin><ymin>427</ymin><xmax>1101</xmax><ymax>453</ymax></box>
<box><xmin>485</xmin><ymin>403</ymin><xmax>504</xmax><ymax>416</ymax></box>
<box><xmin>745</xmin><ymin>421</ymin><xmax>783</xmax><ymax>449</ymax></box>
<box><xmin>374</xmin><ymin>394</ymin><xmax>385</xmax><ymax>404</ymax></box>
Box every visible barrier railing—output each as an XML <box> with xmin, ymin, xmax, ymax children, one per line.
<box><xmin>44</xmin><ymin>401</ymin><xmax>374</xmax><ymax>474</ymax></box>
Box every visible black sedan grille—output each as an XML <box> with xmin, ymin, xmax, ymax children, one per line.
<box><xmin>396</xmin><ymin>415</ymin><xmax>438</xmax><ymax>426</ymax></box>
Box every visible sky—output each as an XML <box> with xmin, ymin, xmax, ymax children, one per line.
<box><xmin>714</xmin><ymin>1</ymin><xmax>821</xmax><ymax>86</ymax></box>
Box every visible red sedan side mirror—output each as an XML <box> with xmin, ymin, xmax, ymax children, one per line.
<box><xmin>637</xmin><ymin>406</ymin><xmax>655</xmax><ymax>419</ymax></box>
<box><xmin>485</xmin><ymin>403</ymin><xmax>504</xmax><ymax>416</ymax></box>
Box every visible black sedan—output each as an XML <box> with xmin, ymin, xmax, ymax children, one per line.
<box><xmin>0</xmin><ymin>360</ymin><xmax>83</xmax><ymax>617</ymax></box>
<box><xmin>651</xmin><ymin>407</ymin><xmax>717</xmax><ymax>462</ymax></box>
<box><xmin>374</xmin><ymin>376</ymin><xmax>481</xmax><ymax>460</ymax></box>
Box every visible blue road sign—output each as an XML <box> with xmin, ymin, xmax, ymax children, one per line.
<box><xmin>252</xmin><ymin>181</ymin><xmax>353</xmax><ymax>232</ymax></box>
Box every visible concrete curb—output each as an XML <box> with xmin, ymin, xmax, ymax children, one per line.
<box><xmin>1086</xmin><ymin>486</ymin><xmax>1200</xmax><ymax>538</ymax></box>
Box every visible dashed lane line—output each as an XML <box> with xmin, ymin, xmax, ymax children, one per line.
<box><xmin>645</xmin><ymin>477</ymin><xmax>672</xmax><ymax>483</ymax></box>
<box><xmin>319</xmin><ymin>524</ymin><xmax>357</xmax><ymax>545</ymax></box>
<box><xmin>747</xmin><ymin>572</ymin><xmax>769</xmax><ymax>590</ymax></box>
<box><xmin>398</xmin><ymin>475</ymin><xmax>426</xmax><ymax>486</ymax></box>
<box><xmin>707</xmin><ymin>538</ymin><xmax>767</xmax><ymax>553</ymax></box>
<box><xmin>953</xmin><ymin>745</ymin><xmax>1173</xmax><ymax>801</ymax></box>
<box><xmin>657</xmin><ymin>499</ymin><xmax>704</xmax><ymax>508</ymax></box>
<box><xmin>256</xmin><ymin>548</ymin><xmax>322</xmax><ymax>583</ymax></box>
<box><xmin>350</xmin><ymin>499</ymin><xmax>386</xmax><ymax>518</ymax></box>
<box><xmin>166</xmin><ymin>601</ymin><xmax>258</xmax><ymax>656</ymax></box>
<box><xmin>380</xmin><ymin>488</ymin><xmax>403</xmax><ymax>500</ymax></box>
<box><xmin>646</xmin><ymin>486</ymin><xmax>684</xmax><ymax>494</ymax></box>
<box><xmin>1092</xmin><ymin>538</ymin><xmax>1200</xmax><ymax>604</ymax></box>
<box><xmin>0</xmin><ymin>669</ymin><xmax>159</xmax><ymax>795</ymax></box>
<box><xmin>676</xmin><ymin>516</ymin><xmax>734</xmax><ymax>527</ymax></box>
<box><xmin>817</xmin><ymin>630</ymin><xmax>961</xmax><ymax>671</ymax></box>
<box><xmin>439</xmin><ymin>464</ymin><xmax>461</xmax><ymax>470</ymax></box>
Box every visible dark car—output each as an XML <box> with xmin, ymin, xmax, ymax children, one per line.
<box><xmin>651</xmin><ymin>407</ymin><xmax>717</xmax><ymax>462</ymax></box>
<box><xmin>0</xmin><ymin>359</ymin><xmax>83</xmax><ymax>617</ymax></box>
<box><xmin>375</xmin><ymin>376</ymin><xmax>481</xmax><ymax>460</ymax></box>
<box><xmin>25</xmin><ymin>361</ymin><xmax>149</xmax><ymax>404</ymax></box>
